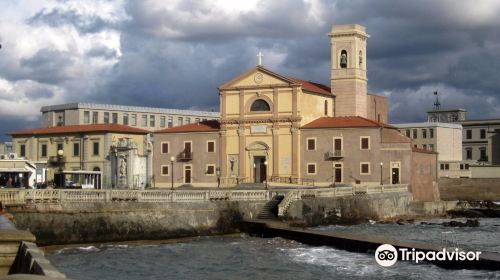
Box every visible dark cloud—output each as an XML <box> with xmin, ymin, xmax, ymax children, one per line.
<box><xmin>28</xmin><ymin>7</ymin><xmax>111</xmax><ymax>33</ymax></box>
<box><xmin>0</xmin><ymin>115</ymin><xmax>40</xmax><ymax>142</ymax></box>
<box><xmin>24</xmin><ymin>87</ymin><xmax>54</xmax><ymax>100</ymax></box>
<box><xmin>20</xmin><ymin>49</ymin><xmax>77</xmax><ymax>84</ymax></box>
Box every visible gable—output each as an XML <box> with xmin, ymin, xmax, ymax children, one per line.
<box><xmin>219</xmin><ymin>66</ymin><xmax>298</xmax><ymax>90</ymax></box>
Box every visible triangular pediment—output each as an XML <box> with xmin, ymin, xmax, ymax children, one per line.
<box><xmin>219</xmin><ymin>66</ymin><xmax>299</xmax><ymax>90</ymax></box>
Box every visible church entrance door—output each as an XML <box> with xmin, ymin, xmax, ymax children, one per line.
<box><xmin>253</xmin><ymin>156</ymin><xmax>267</xmax><ymax>183</ymax></box>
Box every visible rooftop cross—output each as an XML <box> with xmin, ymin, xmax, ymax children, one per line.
<box><xmin>257</xmin><ymin>51</ymin><xmax>263</xmax><ymax>66</ymax></box>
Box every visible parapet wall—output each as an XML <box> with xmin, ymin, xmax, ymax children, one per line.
<box><xmin>438</xmin><ymin>178</ymin><xmax>500</xmax><ymax>201</ymax></box>
<box><xmin>10</xmin><ymin>201</ymin><xmax>265</xmax><ymax>245</ymax></box>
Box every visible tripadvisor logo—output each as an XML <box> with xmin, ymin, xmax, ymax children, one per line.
<box><xmin>374</xmin><ymin>244</ymin><xmax>482</xmax><ymax>267</ymax></box>
<box><xmin>375</xmin><ymin>244</ymin><xmax>398</xmax><ymax>267</ymax></box>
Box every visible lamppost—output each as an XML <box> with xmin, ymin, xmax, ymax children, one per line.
<box><xmin>170</xmin><ymin>156</ymin><xmax>176</xmax><ymax>190</ymax></box>
<box><xmin>264</xmin><ymin>160</ymin><xmax>268</xmax><ymax>190</ymax></box>
<box><xmin>216</xmin><ymin>167</ymin><xmax>221</xmax><ymax>189</ymax></box>
<box><xmin>380</xmin><ymin>162</ymin><xmax>384</xmax><ymax>185</ymax></box>
<box><xmin>57</xmin><ymin>149</ymin><xmax>64</xmax><ymax>188</ymax></box>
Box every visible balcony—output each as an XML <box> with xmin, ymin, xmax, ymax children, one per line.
<box><xmin>48</xmin><ymin>156</ymin><xmax>66</xmax><ymax>165</ymax></box>
<box><xmin>177</xmin><ymin>151</ymin><xmax>193</xmax><ymax>161</ymax></box>
<box><xmin>324</xmin><ymin>150</ymin><xmax>344</xmax><ymax>160</ymax></box>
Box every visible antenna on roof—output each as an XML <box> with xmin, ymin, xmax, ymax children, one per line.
<box><xmin>433</xmin><ymin>91</ymin><xmax>441</xmax><ymax>110</ymax></box>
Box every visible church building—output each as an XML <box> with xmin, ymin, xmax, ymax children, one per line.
<box><xmin>153</xmin><ymin>24</ymin><xmax>438</xmax><ymax>201</ymax></box>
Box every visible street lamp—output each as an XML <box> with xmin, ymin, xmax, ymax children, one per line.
<box><xmin>57</xmin><ymin>149</ymin><xmax>64</xmax><ymax>188</ymax></box>
<box><xmin>380</xmin><ymin>162</ymin><xmax>384</xmax><ymax>185</ymax></box>
<box><xmin>216</xmin><ymin>167</ymin><xmax>221</xmax><ymax>188</ymax></box>
<box><xmin>170</xmin><ymin>156</ymin><xmax>176</xmax><ymax>190</ymax></box>
<box><xmin>264</xmin><ymin>160</ymin><xmax>268</xmax><ymax>190</ymax></box>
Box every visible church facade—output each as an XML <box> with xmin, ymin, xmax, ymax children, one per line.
<box><xmin>153</xmin><ymin>24</ymin><xmax>438</xmax><ymax>201</ymax></box>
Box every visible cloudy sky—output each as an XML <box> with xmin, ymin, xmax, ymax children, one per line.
<box><xmin>1</xmin><ymin>0</ymin><xmax>500</xmax><ymax>141</ymax></box>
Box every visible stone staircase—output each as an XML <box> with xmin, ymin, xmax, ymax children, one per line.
<box><xmin>257</xmin><ymin>194</ymin><xmax>284</xmax><ymax>220</ymax></box>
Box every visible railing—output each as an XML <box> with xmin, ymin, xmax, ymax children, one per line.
<box><xmin>438</xmin><ymin>169</ymin><xmax>471</xmax><ymax>178</ymax></box>
<box><xmin>324</xmin><ymin>150</ymin><xmax>344</xmax><ymax>159</ymax></box>
<box><xmin>177</xmin><ymin>151</ymin><xmax>193</xmax><ymax>161</ymax></box>
<box><xmin>278</xmin><ymin>191</ymin><xmax>299</xmax><ymax>217</ymax></box>
<box><xmin>270</xmin><ymin>176</ymin><xmax>315</xmax><ymax>186</ymax></box>
<box><xmin>0</xmin><ymin>184</ymin><xmax>409</xmax><ymax>206</ymax></box>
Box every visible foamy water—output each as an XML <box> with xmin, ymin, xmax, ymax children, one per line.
<box><xmin>48</xmin><ymin>234</ymin><xmax>500</xmax><ymax>280</ymax></box>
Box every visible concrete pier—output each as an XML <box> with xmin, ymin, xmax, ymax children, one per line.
<box><xmin>240</xmin><ymin>219</ymin><xmax>500</xmax><ymax>270</ymax></box>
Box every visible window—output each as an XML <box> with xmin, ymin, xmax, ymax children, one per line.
<box><xmin>479</xmin><ymin>147</ymin><xmax>487</xmax><ymax>161</ymax></box>
<box><xmin>405</xmin><ymin>129</ymin><xmax>410</xmax><ymax>137</ymax></box>
<box><xmin>429</xmin><ymin>128</ymin><xmax>434</xmax><ymax>138</ymax></box>
<box><xmin>360</xmin><ymin>137</ymin><xmax>370</xmax><ymax>150</ymax></box>
<box><xmin>440</xmin><ymin>163</ymin><xmax>449</xmax><ymax>170</ymax></box>
<box><xmin>131</xmin><ymin>114</ymin><xmax>137</xmax><ymax>126</ymax></box>
<box><xmin>73</xmin><ymin>143</ymin><xmax>80</xmax><ymax>157</ymax></box>
<box><xmin>466</xmin><ymin>148</ymin><xmax>472</xmax><ymax>160</ymax></box>
<box><xmin>104</xmin><ymin>112</ymin><xmax>110</xmax><ymax>124</ymax></box>
<box><xmin>207</xmin><ymin>141</ymin><xmax>215</xmax><ymax>153</ymax></box>
<box><xmin>83</xmin><ymin>111</ymin><xmax>90</xmax><ymax>124</ymax></box>
<box><xmin>161</xmin><ymin>165</ymin><xmax>170</xmax><ymax>176</ymax></box>
<box><xmin>307</xmin><ymin>138</ymin><xmax>316</xmax><ymax>151</ymax></box>
<box><xmin>57</xmin><ymin>143</ymin><xmax>63</xmax><ymax>152</ymax></box>
<box><xmin>206</xmin><ymin>165</ymin><xmax>215</xmax><ymax>175</ymax></box>
<box><xmin>123</xmin><ymin>114</ymin><xmax>129</xmax><ymax>125</ymax></box>
<box><xmin>112</xmin><ymin>113</ymin><xmax>118</xmax><ymax>124</ymax></box>
<box><xmin>93</xmin><ymin>142</ymin><xmax>99</xmax><ymax>156</ymax></box>
<box><xmin>178</xmin><ymin>117</ymin><xmax>183</xmax><ymax>126</ymax></box>
<box><xmin>141</xmin><ymin>115</ymin><xmax>147</xmax><ymax>127</ymax></box>
<box><xmin>167</xmin><ymin>116</ymin><xmax>173</xmax><ymax>128</ymax></box>
<box><xmin>41</xmin><ymin>144</ymin><xmax>47</xmax><ymax>157</ymax></box>
<box><xmin>412</xmin><ymin>129</ymin><xmax>417</xmax><ymax>139</ymax></box>
<box><xmin>360</xmin><ymin>162</ymin><xmax>370</xmax><ymax>175</ymax></box>
<box><xmin>185</xmin><ymin>117</ymin><xmax>191</xmax><ymax>124</ymax></box>
<box><xmin>422</xmin><ymin>129</ymin><xmax>427</xmax><ymax>139</ymax></box>
<box><xmin>250</xmin><ymin>99</ymin><xmax>270</xmax><ymax>111</ymax></box>
<box><xmin>423</xmin><ymin>144</ymin><xmax>427</xmax><ymax>150</ymax></box>
<box><xmin>480</xmin><ymin>129</ymin><xmax>486</xmax><ymax>139</ymax></box>
<box><xmin>429</xmin><ymin>144</ymin><xmax>434</xmax><ymax>152</ymax></box>
<box><xmin>160</xmin><ymin>116</ymin><xmax>166</xmax><ymax>128</ymax></box>
<box><xmin>150</xmin><ymin>115</ymin><xmax>155</xmax><ymax>127</ymax></box>
<box><xmin>324</xmin><ymin>100</ymin><xmax>328</xmax><ymax>116</ymax></box>
<box><xmin>19</xmin><ymin>144</ymin><xmax>26</xmax><ymax>157</ymax></box>
<box><xmin>161</xmin><ymin>142</ymin><xmax>169</xmax><ymax>154</ymax></box>
<box><xmin>92</xmin><ymin>112</ymin><xmax>98</xmax><ymax>124</ymax></box>
<box><xmin>195</xmin><ymin>118</ymin><xmax>200</xmax><ymax>123</ymax></box>
<box><xmin>307</xmin><ymin>163</ymin><xmax>316</xmax><ymax>175</ymax></box>
<box><xmin>466</xmin><ymin>129</ymin><xmax>472</xmax><ymax>139</ymax></box>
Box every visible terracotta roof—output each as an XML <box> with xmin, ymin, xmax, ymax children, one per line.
<box><xmin>289</xmin><ymin>78</ymin><xmax>332</xmax><ymax>96</ymax></box>
<box><xmin>9</xmin><ymin>124</ymin><xmax>149</xmax><ymax>136</ymax></box>
<box><xmin>412</xmin><ymin>147</ymin><xmax>438</xmax><ymax>154</ymax></box>
<box><xmin>302</xmin><ymin>116</ymin><xmax>395</xmax><ymax>129</ymax></box>
<box><xmin>381</xmin><ymin>129</ymin><xmax>411</xmax><ymax>143</ymax></box>
<box><xmin>155</xmin><ymin>120</ymin><xmax>220</xmax><ymax>133</ymax></box>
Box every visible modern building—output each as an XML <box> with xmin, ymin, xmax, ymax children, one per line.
<box><xmin>0</xmin><ymin>157</ymin><xmax>37</xmax><ymax>188</ymax></box>
<box><xmin>9</xmin><ymin>124</ymin><xmax>151</xmax><ymax>188</ymax></box>
<box><xmin>153</xmin><ymin>24</ymin><xmax>438</xmax><ymax>202</ymax></box>
<box><xmin>427</xmin><ymin>108</ymin><xmax>500</xmax><ymax>165</ymax></box>
<box><xmin>40</xmin><ymin>103</ymin><xmax>220</xmax><ymax>131</ymax></box>
<box><xmin>393</xmin><ymin>122</ymin><xmax>467</xmax><ymax>178</ymax></box>
<box><xmin>0</xmin><ymin>142</ymin><xmax>13</xmax><ymax>155</ymax></box>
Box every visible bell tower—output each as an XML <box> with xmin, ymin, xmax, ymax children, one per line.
<box><xmin>329</xmin><ymin>24</ymin><xmax>369</xmax><ymax>117</ymax></box>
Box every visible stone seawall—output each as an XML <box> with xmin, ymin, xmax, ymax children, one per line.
<box><xmin>286</xmin><ymin>192</ymin><xmax>416</xmax><ymax>224</ymax></box>
<box><xmin>9</xmin><ymin>201</ymin><xmax>266</xmax><ymax>246</ymax></box>
<box><xmin>438</xmin><ymin>178</ymin><xmax>500</xmax><ymax>201</ymax></box>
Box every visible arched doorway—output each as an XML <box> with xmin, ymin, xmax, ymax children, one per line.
<box><xmin>246</xmin><ymin>142</ymin><xmax>269</xmax><ymax>183</ymax></box>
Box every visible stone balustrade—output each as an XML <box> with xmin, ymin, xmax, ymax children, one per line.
<box><xmin>0</xmin><ymin>184</ymin><xmax>409</xmax><ymax>206</ymax></box>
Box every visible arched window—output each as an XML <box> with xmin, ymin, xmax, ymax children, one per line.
<box><xmin>324</xmin><ymin>100</ymin><xmax>328</xmax><ymax>116</ymax></box>
<box><xmin>93</xmin><ymin>167</ymin><xmax>101</xmax><ymax>172</ymax></box>
<box><xmin>250</xmin><ymin>99</ymin><xmax>271</xmax><ymax>112</ymax></box>
<box><xmin>340</xmin><ymin>50</ymin><xmax>348</xmax><ymax>68</ymax></box>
